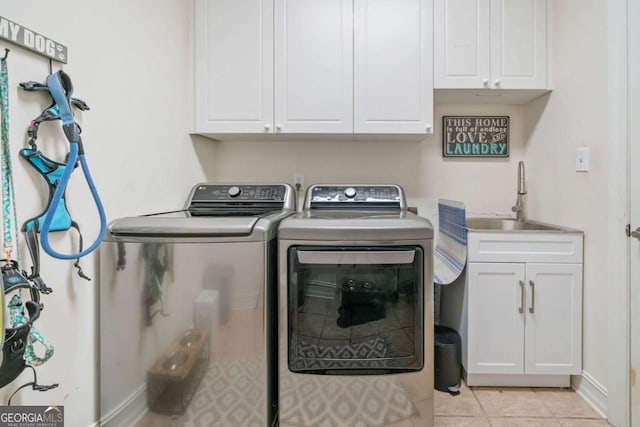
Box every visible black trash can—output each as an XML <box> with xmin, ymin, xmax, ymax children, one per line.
<box><xmin>434</xmin><ymin>325</ymin><xmax>461</xmax><ymax>395</ymax></box>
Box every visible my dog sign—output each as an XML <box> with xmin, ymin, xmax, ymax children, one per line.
<box><xmin>443</xmin><ymin>116</ymin><xmax>509</xmax><ymax>157</ymax></box>
<box><xmin>0</xmin><ymin>16</ymin><xmax>67</xmax><ymax>63</ymax></box>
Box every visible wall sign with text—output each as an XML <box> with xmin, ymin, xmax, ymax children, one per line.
<box><xmin>0</xmin><ymin>16</ymin><xmax>67</xmax><ymax>63</ymax></box>
<box><xmin>443</xmin><ymin>116</ymin><xmax>509</xmax><ymax>157</ymax></box>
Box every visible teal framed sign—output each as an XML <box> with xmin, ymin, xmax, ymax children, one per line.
<box><xmin>443</xmin><ymin>116</ymin><xmax>509</xmax><ymax>157</ymax></box>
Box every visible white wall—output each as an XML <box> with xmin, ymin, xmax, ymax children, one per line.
<box><xmin>2</xmin><ymin>1</ymin><xmax>213</xmax><ymax>426</ymax></box>
<box><xmin>210</xmin><ymin>103</ymin><xmax>526</xmax><ymax>223</ymax></box>
<box><xmin>524</xmin><ymin>0</ymin><xmax>609</xmax><ymax>400</ymax></box>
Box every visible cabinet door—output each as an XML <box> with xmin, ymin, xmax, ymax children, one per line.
<box><xmin>274</xmin><ymin>0</ymin><xmax>353</xmax><ymax>133</ymax></box>
<box><xmin>490</xmin><ymin>0</ymin><xmax>547</xmax><ymax>89</ymax></box>
<box><xmin>434</xmin><ymin>0</ymin><xmax>490</xmax><ymax>89</ymax></box>
<box><xmin>524</xmin><ymin>263</ymin><xmax>582</xmax><ymax>375</ymax></box>
<box><xmin>354</xmin><ymin>0</ymin><xmax>433</xmax><ymax>134</ymax></box>
<box><xmin>468</xmin><ymin>263</ymin><xmax>525</xmax><ymax>374</ymax></box>
<box><xmin>194</xmin><ymin>0</ymin><xmax>274</xmax><ymax>133</ymax></box>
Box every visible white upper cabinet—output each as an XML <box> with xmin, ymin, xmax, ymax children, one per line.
<box><xmin>491</xmin><ymin>0</ymin><xmax>547</xmax><ymax>89</ymax></box>
<box><xmin>274</xmin><ymin>0</ymin><xmax>353</xmax><ymax>133</ymax></box>
<box><xmin>434</xmin><ymin>0</ymin><xmax>490</xmax><ymax>89</ymax></box>
<box><xmin>434</xmin><ymin>0</ymin><xmax>548</xmax><ymax>98</ymax></box>
<box><xmin>194</xmin><ymin>0</ymin><xmax>274</xmax><ymax>134</ymax></box>
<box><xmin>195</xmin><ymin>0</ymin><xmax>433</xmax><ymax>136</ymax></box>
<box><xmin>354</xmin><ymin>0</ymin><xmax>434</xmax><ymax>134</ymax></box>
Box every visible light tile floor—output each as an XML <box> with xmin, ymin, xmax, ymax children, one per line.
<box><xmin>137</xmin><ymin>380</ymin><xmax>610</xmax><ymax>426</ymax></box>
<box><xmin>435</xmin><ymin>381</ymin><xmax>610</xmax><ymax>427</ymax></box>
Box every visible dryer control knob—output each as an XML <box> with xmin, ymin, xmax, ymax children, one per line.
<box><xmin>228</xmin><ymin>186</ymin><xmax>241</xmax><ymax>197</ymax></box>
<box><xmin>344</xmin><ymin>187</ymin><xmax>357</xmax><ymax>198</ymax></box>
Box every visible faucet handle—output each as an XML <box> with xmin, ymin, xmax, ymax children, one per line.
<box><xmin>518</xmin><ymin>161</ymin><xmax>526</xmax><ymax>194</ymax></box>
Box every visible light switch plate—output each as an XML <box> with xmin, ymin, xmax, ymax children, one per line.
<box><xmin>576</xmin><ymin>147</ymin><xmax>590</xmax><ymax>172</ymax></box>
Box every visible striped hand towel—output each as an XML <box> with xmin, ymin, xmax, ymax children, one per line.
<box><xmin>434</xmin><ymin>199</ymin><xmax>467</xmax><ymax>285</ymax></box>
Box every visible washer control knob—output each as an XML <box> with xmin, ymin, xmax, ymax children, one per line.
<box><xmin>228</xmin><ymin>186</ymin><xmax>241</xmax><ymax>197</ymax></box>
<box><xmin>344</xmin><ymin>187</ymin><xmax>357</xmax><ymax>198</ymax></box>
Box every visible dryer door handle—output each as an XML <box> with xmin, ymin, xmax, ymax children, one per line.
<box><xmin>296</xmin><ymin>250</ymin><xmax>416</xmax><ymax>265</ymax></box>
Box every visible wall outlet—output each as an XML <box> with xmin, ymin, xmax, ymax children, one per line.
<box><xmin>576</xmin><ymin>147</ymin><xmax>590</xmax><ymax>172</ymax></box>
<box><xmin>293</xmin><ymin>173</ymin><xmax>305</xmax><ymax>191</ymax></box>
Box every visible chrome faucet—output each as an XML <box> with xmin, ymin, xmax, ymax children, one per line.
<box><xmin>511</xmin><ymin>161</ymin><xmax>526</xmax><ymax>221</ymax></box>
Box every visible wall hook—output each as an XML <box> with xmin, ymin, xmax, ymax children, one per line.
<box><xmin>2</xmin><ymin>49</ymin><xmax>9</xmax><ymax>60</ymax></box>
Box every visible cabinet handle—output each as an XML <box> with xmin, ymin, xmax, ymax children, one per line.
<box><xmin>264</xmin><ymin>124</ymin><xmax>271</xmax><ymax>131</ymax></box>
<box><xmin>483</xmin><ymin>79</ymin><xmax>489</xmax><ymax>86</ymax></box>
<box><xmin>529</xmin><ymin>280</ymin><xmax>535</xmax><ymax>313</ymax></box>
<box><xmin>519</xmin><ymin>280</ymin><xmax>524</xmax><ymax>313</ymax></box>
<box><xmin>276</xmin><ymin>124</ymin><xmax>282</xmax><ymax>131</ymax></box>
<box><xmin>426</xmin><ymin>125</ymin><xmax>432</xmax><ymax>133</ymax></box>
<box><xmin>494</xmin><ymin>79</ymin><xmax>501</xmax><ymax>87</ymax></box>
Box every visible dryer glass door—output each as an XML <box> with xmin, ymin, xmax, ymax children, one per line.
<box><xmin>287</xmin><ymin>246</ymin><xmax>424</xmax><ymax>374</ymax></box>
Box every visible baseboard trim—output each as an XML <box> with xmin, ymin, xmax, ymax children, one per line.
<box><xmin>464</xmin><ymin>371</ymin><xmax>570</xmax><ymax>387</ymax></box>
<box><xmin>571</xmin><ymin>371</ymin><xmax>608</xmax><ymax>419</ymax></box>
<box><xmin>99</xmin><ymin>384</ymin><xmax>147</xmax><ymax>427</ymax></box>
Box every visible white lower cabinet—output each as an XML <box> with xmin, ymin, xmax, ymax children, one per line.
<box><xmin>441</xmin><ymin>231</ymin><xmax>584</xmax><ymax>387</ymax></box>
<box><xmin>468</xmin><ymin>262</ymin><xmax>583</xmax><ymax>377</ymax></box>
<box><xmin>524</xmin><ymin>263</ymin><xmax>583</xmax><ymax>375</ymax></box>
<box><xmin>468</xmin><ymin>262</ymin><xmax>525</xmax><ymax>375</ymax></box>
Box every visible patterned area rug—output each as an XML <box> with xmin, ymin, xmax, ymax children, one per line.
<box><xmin>172</xmin><ymin>340</ymin><xmax>416</xmax><ymax>427</ymax></box>
<box><xmin>291</xmin><ymin>337</ymin><xmax>393</xmax><ymax>370</ymax></box>
<box><xmin>171</xmin><ymin>358</ymin><xmax>265</xmax><ymax>427</ymax></box>
<box><xmin>280</xmin><ymin>372</ymin><xmax>417</xmax><ymax>427</ymax></box>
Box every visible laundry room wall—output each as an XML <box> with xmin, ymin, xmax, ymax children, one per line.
<box><xmin>523</xmin><ymin>0</ymin><xmax>610</xmax><ymax>415</ymax></box>
<box><xmin>207</xmin><ymin>103</ymin><xmax>526</xmax><ymax>224</ymax></box>
<box><xmin>1</xmin><ymin>1</ymin><xmax>212</xmax><ymax>426</ymax></box>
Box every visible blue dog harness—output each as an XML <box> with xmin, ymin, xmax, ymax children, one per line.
<box><xmin>20</xmin><ymin>70</ymin><xmax>107</xmax><ymax>263</ymax></box>
<box><xmin>20</xmin><ymin>148</ymin><xmax>90</xmax><ymax>282</ymax></box>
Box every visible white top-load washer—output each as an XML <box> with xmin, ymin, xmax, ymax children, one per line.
<box><xmin>277</xmin><ymin>184</ymin><xmax>434</xmax><ymax>427</ymax></box>
<box><xmin>99</xmin><ymin>183</ymin><xmax>295</xmax><ymax>427</ymax></box>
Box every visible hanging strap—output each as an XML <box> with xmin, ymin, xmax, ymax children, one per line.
<box><xmin>23</xmin><ymin>228</ymin><xmax>53</xmax><ymax>294</ymax></box>
<box><xmin>0</xmin><ymin>55</ymin><xmax>11</xmax><ymax>350</ymax></box>
<box><xmin>24</xmin><ymin>323</ymin><xmax>54</xmax><ymax>367</ymax></box>
<box><xmin>7</xmin><ymin>366</ymin><xmax>58</xmax><ymax>405</ymax></box>
<box><xmin>3</xmin><ymin>296</ymin><xmax>57</xmax><ymax>403</ymax></box>
<box><xmin>0</xmin><ymin>56</ymin><xmax>19</xmax><ymax>265</ymax></box>
<box><xmin>38</xmin><ymin>70</ymin><xmax>107</xmax><ymax>260</ymax></box>
<box><xmin>8</xmin><ymin>294</ymin><xmax>53</xmax><ymax>367</ymax></box>
<box><xmin>19</xmin><ymin>79</ymin><xmax>89</xmax><ymax>152</ymax></box>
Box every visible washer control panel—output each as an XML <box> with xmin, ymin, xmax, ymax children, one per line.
<box><xmin>190</xmin><ymin>184</ymin><xmax>287</xmax><ymax>202</ymax></box>
<box><xmin>308</xmin><ymin>185</ymin><xmax>403</xmax><ymax>208</ymax></box>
